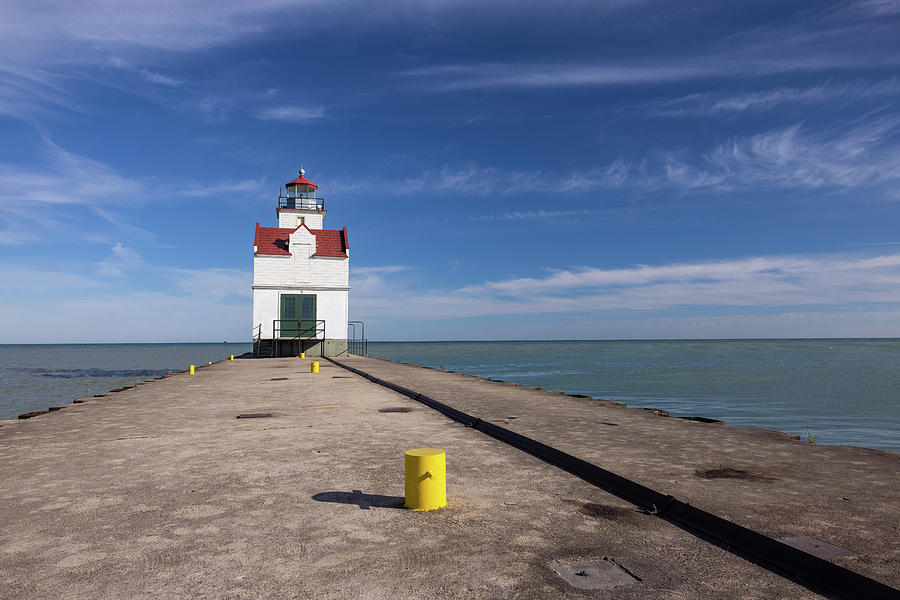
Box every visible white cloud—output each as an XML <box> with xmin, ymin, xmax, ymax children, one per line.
<box><xmin>165</xmin><ymin>267</ymin><xmax>251</xmax><ymax>301</ymax></box>
<box><xmin>0</xmin><ymin>137</ymin><xmax>138</xmax><ymax>209</ymax></box>
<box><xmin>0</xmin><ymin>137</ymin><xmax>272</xmax><ymax>246</ymax></box>
<box><xmin>0</xmin><ymin>293</ymin><xmax>249</xmax><ymax>343</ymax></box>
<box><xmin>138</xmin><ymin>68</ymin><xmax>183</xmax><ymax>87</ymax></box>
<box><xmin>352</xmin><ymin>252</ymin><xmax>900</xmax><ymax>324</ymax></box>
<box><xmin>254</xmin><ymin>105</ymin><xmax>325</xmax><ymax>122</ymax></box>
<box><xmin>93</xmin><ymin>244</ymin><xmax>250</xmax><ymax>300</ymax></box>
<box><xmin>0</xmin><ymin>248</ymin><xmax>252</xmax><ymax>342</ymax></box>
<box><xmin>0</xmin><ymin>266</ymin><xmax>107</xmax><ymax>293</ymax></box>
<box><xmin>351</xmin><ymin>265</ymin><xmax>412</xmax><ymax>298</ymax></box>
<box><xmin>98</xmin><ymin>242</ymin><xmax>146</xmax><ymax>277</ymax></box>
<box><xmin>0</xmin><ymin>228</ymin><xmax>39</xmax><ymax>245</ymax></box>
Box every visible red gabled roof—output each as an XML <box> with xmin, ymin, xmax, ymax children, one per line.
<box><xmin>253</xmin><ymin>223</ymin><xmax>347</xmax><ymax>258</ymax></box>
<box><xmin>254</xmin><ymin>224</ymin><xmax>293</xmax><ymax>255</ymax></box>
<box><xmin>286</xmin><ymin>174</ymin><xmax>318</xmax><ymax>189</ymax></box>
<box><xmin>310</xmin><ymin>228</ymin><xmax>348</xmax><ymax>257</ymax></box>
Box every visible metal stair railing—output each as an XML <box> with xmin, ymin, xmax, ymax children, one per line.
<box><xmin>348</xmin><ymin>320</ymin><xmax>367</xmax><ymax>356</ymax></box>
<box><xmin>272</xmin><ymin>319</ymin><xmax>326</xmax><ymax>358</ymax></box>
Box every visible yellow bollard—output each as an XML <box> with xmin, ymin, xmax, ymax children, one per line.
<box><xmin>230</xmin><ymin>355</ymin><xmax>234</xmax><ymax>361</ymax></box>
<box><xmin>189</xmin><ymin>365</ymin><xmax>195</xmax><ymax>375</ymax></box>
<box><xmin>300</xmin><ymin>352</ymin><xmax>305</xmax><ymax>359</ymax></box>
<box><xmin>310</xmin><ymin>361</ymin><xmax>319</xmax><ymax>373</ymax></box>
<box><xmin>404</xmin><ymin>448</ymin><xmax>447</xmax><ymax>511</ymax></box>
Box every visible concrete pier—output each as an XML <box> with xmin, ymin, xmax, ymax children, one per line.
<box><xmin>0</xmin><ymin>356</ymin><xmax>897</xmax><ymax>599</ymax></box>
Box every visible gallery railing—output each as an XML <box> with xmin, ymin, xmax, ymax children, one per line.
<box><xmin>277</xmin><ymin>196</ymin><xmax>325</xmax><ymax>211</ymax></box>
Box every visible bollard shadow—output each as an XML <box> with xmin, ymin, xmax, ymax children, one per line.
<box><xmin>312</xmin><ymin>490</ymin><xmax>405</xmax><ymax>510</ymax></box>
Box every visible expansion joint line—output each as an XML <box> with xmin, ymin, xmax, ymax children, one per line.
<box><xmin>325</xmin><ymin>357</ymin><xmax>900</xmax><ymax>600</ymax></box>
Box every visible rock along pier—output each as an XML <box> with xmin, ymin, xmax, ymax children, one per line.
<box><xmin>1</xmin><ymin>355</ymin><xmax>898</xmax><ymax>599</ymax></box>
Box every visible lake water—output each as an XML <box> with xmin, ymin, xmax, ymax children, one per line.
<box><xmin>2</xmin><ymin>340</ymin><xmax>897</xmax><ymax>453</ymax></box>
<box><xmin>367</xmin><ymin>339</ymin><xmax>900</xmax><ymax>453</ymax></box>
<box><xmin>0</xmin><ymin>343</ymin><xmax>250</xmax><ymax>421</ymax></box>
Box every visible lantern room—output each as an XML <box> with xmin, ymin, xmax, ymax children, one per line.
<box><xmin>278</xmin><ymin>168</ymin><xmax>326</xmax><ymax>229</ymax></box>
<box><xmin>281</xmin><ymin>168</ymin><xmax>322</xmax><ymax>210</ymax></box>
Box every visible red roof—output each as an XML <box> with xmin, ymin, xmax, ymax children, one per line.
<box><xmin>311</xmin><ymin>228</ymin><xmax>348</xmax><ymax>257</ymax></box>
<box><xmin>286</xmin><ymin>174</ymin><xmax>318</xmax><ymax>189</ymax></box>
<box><xmin>254</xmin><ymin>223</ymin><xmax>292</xmax><ymax>256</ymax></box>
<box><xmin>254</xmin><ymin>222</ymin><xmax>347</xmax><ymax>258</ymax></box>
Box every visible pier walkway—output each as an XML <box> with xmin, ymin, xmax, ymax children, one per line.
<box><xmin>0</xmin><ymin>356</ymin><xmax>897</xmax><ymax>599</ymax></box>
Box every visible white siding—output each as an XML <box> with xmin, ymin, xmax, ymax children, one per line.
<box><xmin>277</xmin><ymin>210</ymin><xmax>325</xmax><ymax>230</ymax></box>
<box><xmin>252</xmin><ymin>233</ymin><xmax>348</xmax><ymax>289</ymax></box>
<box><xmin>252</xmin><ymin>288</ymin><xmax>348</xmax><ymax>340</ymax></box>
<box><xmin>252</xmin><ymin>222</ymin><xmax>349</xmax><ymax>341</ymax></box>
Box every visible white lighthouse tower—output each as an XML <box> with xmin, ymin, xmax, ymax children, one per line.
<box><xmin>251</xmin><ymin>169</ymin><xmax>349</xmax><ymax>357</ymax></box>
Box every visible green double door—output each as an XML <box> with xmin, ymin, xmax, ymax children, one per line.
<box><xmin>280</xmin><ymin>294</ymin><xmax>317</xmax><ymax>337</ymax></box>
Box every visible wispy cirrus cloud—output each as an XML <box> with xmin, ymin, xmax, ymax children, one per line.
<box><xmin>662</xmin><ymin>116</ymin><xmax>900</xmax><ymax>191</ymax></box>
<box><xmin>351</xmin><ymin>265</ymin><xmax>414</xmax><ymax>298</ymax></box>
<box><xmin>93</xmin><ymin>244</ymin><xmax>250</xmax><ymax>300</ymax></box>
<box><xmin>0</xmin><ymin>136</ymin><xmax>270</xmax><ymax>246</ymax></box>
<box><xmin>137</xmin><ymin>68</ymin><xmax>184</xmax><ymax>87</ymax></box>
<box><xmin>642</xmin><ymin>79</ymin><xmax>899</xmax><ymax>117</ymax></box>
<box><xmin>1</xmin><ymin>244</ymin><xmax>251</xmax><ymax>341</ymax></box>
<box><xmin>558</xmin><ymin>157</ymin><xmax>649</xmax><ymax>192</ymax></box>
<box><xmin>398</xmin><ymin>43</ymin><xmax>899</xmax><ymax>93</ymax></box>
<box><xmin>0</xmin><ymin>137</ymin><xmax>138</xmax><ymax>210</ymax></box>
<box><xmin>399</xmin><ymin>1</ymin><xmax>899</xmax><ymax>93</ymax></box>
<box><xmin>254</xmin><ymin>105</ymin><xmax>325</xmax><ymax>123</ymax></box>
<box><xmin>330</xmin><ymin>165</ymin><xmax>542</xmax><ymax>197</ymax></box>
<box><xmin>469</xmin><ymin>209</ymin><xmax>590</xmax><ymax>221</ymax></box>
<box><xmin>0</xmin><ymin>66</ymin><xmax>84</xmax><ymax>120</ymax></box>
<box><xmin>331</xmin><ymin>115</ymin><xmax>900</xmax><ymax>198</ymax></box>
<box><xmin>174</xmin><ymin>179</ymin><xmax>267</xmax><ymax>198</ymax></box>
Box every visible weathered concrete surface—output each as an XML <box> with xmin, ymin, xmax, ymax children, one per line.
<box><xmin>335</xmin><ymin>356</ymin><xmax>900</xmax><ymax>592</ymax></box>
<box><xmin>0</xmin><ymin>356</ymin><xmax>896</xmax><ymax>599</ymax></box>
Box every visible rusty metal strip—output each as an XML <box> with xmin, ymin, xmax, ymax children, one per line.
<box><xmin>326</xmin><ymin>357</ymin><xmax>899</xmax><ymax>600</ymax></box>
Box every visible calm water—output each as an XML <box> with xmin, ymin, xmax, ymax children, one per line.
<box><xmin>367</xmin><ymin>339</ymin><xmax>900</xmax><ymax>453</ymax></box>
<box><xmin>0</xmin><ymin>343</ymin><xmax>251</xmax><ymax>421</ymax></box>
<box><xmin>2</xmin><ymin>340</ymin><xmax>898</xmax><ymax>453</ymax></box>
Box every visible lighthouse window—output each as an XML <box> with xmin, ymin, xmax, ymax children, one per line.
<box><xmin>283</xmin><ymin>296</ymin><xmax>296</xmax><ymax>319</ymax></box>
<box><xmin>301</xmin><ymin>296</ymin><xmax>315</xmax><ymax>319</ymax></box>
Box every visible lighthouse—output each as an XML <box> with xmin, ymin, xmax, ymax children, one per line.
<box><xmin>251</xmin><ymin>169</ymin><xmax>349</xmax><ymax>357</ymax></box>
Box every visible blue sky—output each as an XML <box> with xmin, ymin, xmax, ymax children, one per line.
<box><xmin>1</xmin><ymin>0</ymin><xmax>899</xmax><ymax>342</ymax></box>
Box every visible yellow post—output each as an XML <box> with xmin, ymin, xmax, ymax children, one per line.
<box><xmin>404</xmin><ymin>448</ymin><xmax>447</xmax><ymax>511</ymax></box>
<box><xmin>310</xmin><ymin>361</ymin><xmax>319</xmax><ymax>373</ymax></box>
<box><xmin>300</xmin><ymin>352</ymin><xmax>305</xmax><ymax>359</ymax></box>
<box><xmin>230</xmin><ymin>354</ymin><xmax>234</xmax><ymax>361</ymax></box>
<box><xmin>189</xmin><ymin>365</ymin><xmax>195</xmax><ymax>375</ymax></box>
